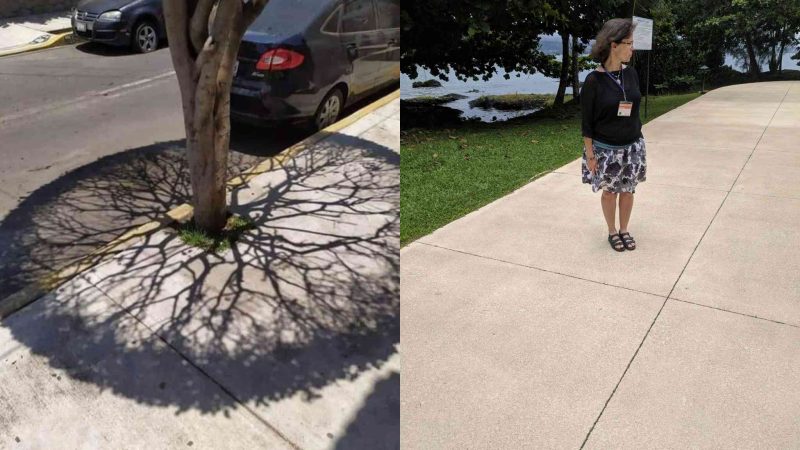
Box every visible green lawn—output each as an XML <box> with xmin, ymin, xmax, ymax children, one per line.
<box><xmin>400</xmin><ymin>92</ymin><xmax>701</xmax><ymax>246</ymax></box>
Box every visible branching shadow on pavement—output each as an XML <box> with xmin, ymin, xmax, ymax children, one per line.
<box><xmin>0</xmin><ymin>127</ymin><xmax>307</xmax><ymax>301</ymax></box>
<box><xmin>2</xmin><ymin>132</ymin><xmax>399</xmax><ymax>447</ymax></box>
<box><xmin>335</xmin><ymin>371</ymin><xmax>400</xmax><ymax>449</ymax></box>
<box><xmin>0</xmin><ymin>83</ymin><xmax>396</xmax><ymax>301</ymax></box>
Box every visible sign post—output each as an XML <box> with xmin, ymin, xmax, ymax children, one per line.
<box><xmin>646</xmin><ymin>52</ymin><xmax>650</xmax><ymax>118</ymax></box>
<box><xmin>632</xmin><ymin>16</ymin><xmax>653</xmax><ymax>118</ymax></box>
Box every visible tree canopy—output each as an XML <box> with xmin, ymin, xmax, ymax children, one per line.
<box><xmin>402</xmin><ymin>0</ymin><xmax>800</xmax><ymax>96</ymax></box>
<box><xmin>401</xmin><ymin>0</ymin><xmax>559</xmax><ymax>81</ymax></box>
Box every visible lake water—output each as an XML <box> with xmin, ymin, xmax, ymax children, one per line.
<box><xmin>401</xmin><ymin>66</ymin><xmax>595</xmax><ymax>121</ymax></box>
<box><xmin>402</xmin><ymin>47</ymin><xmax>799</xmax><ymax>122</ymax></box>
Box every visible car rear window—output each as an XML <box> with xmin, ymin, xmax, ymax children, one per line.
<box><xmin>250</xmin><ymin>0</ymin><xmax>331</xmax><ymax>34</ymax></box>
<box><xmin>376</xmin><ymin>0</ymin><xmax>399</xmax><ymax>29</ymax></box>
<box><xmin>341</xmin><ymin>0</ymin><xmax>376</xmax><ymax>33</ymax></box>
<box><xmin>322</xmin><ymin>8</ymin><xmax>340</xmax><ymax>33</ymax></box>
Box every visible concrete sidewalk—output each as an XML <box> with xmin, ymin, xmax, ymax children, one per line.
<box><xmin>0</xmin><ymin>99</ymin><xmax>399</xmax><ymax>449</ymax></box>
<box><xmin>0</xmin><ymin>12</ymin><xmax>72</xmax><ymax>56</ymax></box>
<box><xmin>401</xmin><ymin>82</ymin><xmax>800</xmax><ymax>448</ymax></box>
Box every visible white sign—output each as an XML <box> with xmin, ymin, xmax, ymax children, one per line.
<box><xmin>632</xmin><ymin>16</ymin><xmax>653</xmax><ymax>51</ymax></box>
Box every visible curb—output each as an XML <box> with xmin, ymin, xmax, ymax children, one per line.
<box><xmin>0</xmin><ymin>30</ymin><xmax>73</xmax><ymax>58</ymax></box>
<box><xmin>0</xmin><ymin>89</ymin><xmax>399</xmax><ymax>320</ymax></box>
<box><xmin>228</xmin><ymin>89</ymin><xmax>399</xmax><ymax>188</ymax></box>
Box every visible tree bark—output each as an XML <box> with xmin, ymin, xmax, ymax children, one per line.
<box><xmin>769</xmin><ymin>38</ymin><xmax>778</xmax><ymax>73</ymax></box>
<box><xmin>571</xmin><ymin>34</ymin><xmax>580</xmax><ymax>100</ymax></box>
<box><xmin>163</xmin><ymin>0</ymin><xmax>268</xmax><ymax>233</ymax></box>
<box><xmin>554</xmin><ymin>28</ymin><xmax>570</xmax><ymax>106</ymax></box>
<box><xmin>744</xmin><ymin>34</ymin><xmax>760</xmax><ymax>79</ymax></box>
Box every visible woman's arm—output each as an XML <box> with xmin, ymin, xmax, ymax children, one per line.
<box><xmin>580</xmin><ymin>74</ymin><xmax>596</xmax><ymax>158</ymax></box>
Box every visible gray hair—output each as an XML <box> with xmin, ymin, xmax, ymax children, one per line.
<box><xmin>590</xmin><ymin>18</ymin><xmax>636</xmax><ymax>63</ymax></box>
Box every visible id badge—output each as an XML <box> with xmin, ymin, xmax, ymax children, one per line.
<box><xmin>617</xmin><ymin>101</ymin><xmax>633</xmax><ymax>117</ymax></box>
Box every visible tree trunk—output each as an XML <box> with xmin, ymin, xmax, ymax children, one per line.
<box><xmin>778</xmin><ymin>39</ymin><xmax>786</xmax><ymax>74</ymax></box>
<box><xmin>769</xmin><ymin>42</ymin><xmax>778</xmax><ymax>73</ymax></box>
<box><xmin>554</xmin><ymin>29</ymin><xmax>570</xmax><ymax>106</ymax></box>
<box><xmin>571</xmin><ymin>34</ymin><xmax>580</xmax><ymax>100</ymax></box>
<box><xmin>163</xmin><ymin>0</ymin><xmax>267</xmax><ymax>233</ymax></box>
<box><xmin>744</xmin><ymin>34</ymin><xmax>760</xmax><ymax>79</ymax></box>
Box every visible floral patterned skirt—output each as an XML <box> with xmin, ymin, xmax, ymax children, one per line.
<box><xmin>582</xmin><ymin>137</ymin><xmax>647</xmax><ymax>193</ymax></box>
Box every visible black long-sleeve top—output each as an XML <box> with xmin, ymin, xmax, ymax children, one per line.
<box><xmin>580</xmin><ymin>66</ymin><xmax>643</xmax><ymax>146</ymax></box>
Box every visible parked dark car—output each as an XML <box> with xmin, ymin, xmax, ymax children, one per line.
<box><xmin>72</xmin><ymin>0</ymin><xmax>165</xmax><ymax>53</ymax></box>
<box><xmin>231</xmin><ymin>0</ymin><xmax>400</xmax><ymax>130</ymax></box>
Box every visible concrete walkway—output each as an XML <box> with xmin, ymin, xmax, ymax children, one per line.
<box><xmin>0</xmin><ymin>99</ymin><xmax>399</xmax><ymax>449</ymax></box>
<box><xmin>0</xmin><ymin>12</ymin><xmax>72</xmax><ymax>56</ymax></box>
<box><xmin>401</xmin><ymin>82</ymin><xmax>800</xmax><ymax>448</ymax></box>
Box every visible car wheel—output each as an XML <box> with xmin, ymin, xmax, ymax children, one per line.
<box><xmin>313</xmin><ymin>88</ymin><xmax>344</xmax><ymax>131</ymax></box>
<box><xmin>132</xmin><ymin>20</ymin><xmax>159</xmax><ymax>53</ymax></box>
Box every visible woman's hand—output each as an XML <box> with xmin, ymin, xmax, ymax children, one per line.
<box><xmin>583</xmin><ymin>137</ymin><xmax>596</xmax><ymax>174</ymax></box>
<box><xmin>587</xmin><ymin>154</ymin><xmax>598</xmax><ymax>174</ymax></box>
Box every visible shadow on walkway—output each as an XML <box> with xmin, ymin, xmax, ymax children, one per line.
<box><xmin>3</xmin><ymin>131</ymin><xmax>399</xmax><ymax>447</ymax></box>
<box><xmin>0</xmin><ymin>122</ymin><xmax>312</xmax><ymax>301</ymax></box>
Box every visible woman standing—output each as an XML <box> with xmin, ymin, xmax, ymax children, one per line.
<box><xmin>581</xmin><ymin>18</ymin><xmax>646</xmax><ymax>252</ymax></box>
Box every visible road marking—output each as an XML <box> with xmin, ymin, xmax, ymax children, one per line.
<box><xmin>94</xmin><ymin>71</ymin><xmax>176</xmax><ymax>97</ymax></box>
<box><xmin>0</xmin><ymin>70</ymin><xmax>176</xmax><ymax>126</ymax></box>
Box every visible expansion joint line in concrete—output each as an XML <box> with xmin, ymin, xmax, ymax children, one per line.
<box><xmin>668</xmin><ymin>297</ymin><xmax>799</xmax><ymax>329</ymax></box>
<box><xmin>414</xmin><ymin>242</ymin><xmax>666</xmax><ymax>300</ymax></box>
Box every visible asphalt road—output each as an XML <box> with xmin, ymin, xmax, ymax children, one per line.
<box><xmin>0</xmin><ymin>41</ymin><xmax>396</xmax><ymax>301</ymax></box>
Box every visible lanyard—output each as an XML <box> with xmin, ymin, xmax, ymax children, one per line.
<box><xmin>602</xmin><ymin>65</ymin><xmax>627</xmax><ymax>101</ymax></box>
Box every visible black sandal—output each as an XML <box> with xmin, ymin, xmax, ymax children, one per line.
<box><xmin>608</xmin><ymin>234</ymin><xmax>625</xmax><ymax>252</ymax></box>
<box><xmin>618</xmin><ymin>232</ymin><xmax>636</xmax><ymax>250</ymax></box>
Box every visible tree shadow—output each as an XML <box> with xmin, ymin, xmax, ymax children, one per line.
<box><xmin>335</xmin><ymin>371</ymin><xmax>400</xmax><ymax>450</ymax></box>
<box><xmin>1</xmin><ymin>131</ymin><xmax>399</xmax><ymax>446</ymax></box>
<box><xmin>0</xmin><ymin>124</ymin><xmax>312</xmax><ymax>301</ymax></box>
<box><xmin>0</xmin><ymin>83</ymin><xmax>399</xmax><ymax>301</ymax></box>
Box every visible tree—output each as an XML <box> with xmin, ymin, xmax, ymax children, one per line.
<box><xmin>758</xmin><ymin>0</ymin><xmax>800</xmax><ymax>74</ymax></box>
<box><xmin>401</xmin><ymin>0</ymin><xmax>558</xmax><ymax>81</ymax></box>
<box><xmin>550</xmin><ymin>0</ymin><xmax>627</xmax><ymax>106</ymax></box>
<box><xmin>163</xmin><ymin>0</ymin><xmax>269</xmax><ymax>232</ymax></box>
<box><xmin>401</xmin><ymin>0</ymin><xmax>625</xmax><ymax>104</ymax></box>
<box><xmin>631</xmin><ymin>0</ymin><xmax>703</xmax><ymax>94</ymax></box>
<box><xmin>679</xmin><ymin>0</ymin><xmax>800</xmax><ymax>80</ymax></box>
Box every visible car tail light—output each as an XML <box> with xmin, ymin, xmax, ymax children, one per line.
<box><xmin>255</xmin><ymin>48</ymin><xmax>305</xmax><ymax>71</ymax></box>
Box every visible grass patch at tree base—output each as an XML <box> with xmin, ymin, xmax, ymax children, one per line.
<box><xmin>176</xmin><ymin>214</ymin><xmax>255</xmax><ymax>253</ymax></box>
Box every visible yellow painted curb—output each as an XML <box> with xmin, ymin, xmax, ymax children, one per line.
<box><xmin>227</xmin><ymin>89</ymin><xmax>400</xmax><ymax>188</ymax></box>
<box><xmin>0</xmin><ymin>31</ymin><xmax>72</xmax><ymax>58</ymax></box>
<box><xmin>35</xmin><ymin>201</ymin><xmax>196</xmax><ymax>293</ymax></box>
<box><xmin>0</xmin><ymin>90</ymin><xmax>399</xmax><ymax>319</ymax></box>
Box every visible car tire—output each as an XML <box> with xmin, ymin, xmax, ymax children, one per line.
<box><xmin>132</xmin><ymin>20</ymin><xmax>159</xmax><ymax>53</ymax></box>
<box><xmin>312</xmin><ymin>88</ymin><xmax>344</xmax><ymax>131</ymax></box>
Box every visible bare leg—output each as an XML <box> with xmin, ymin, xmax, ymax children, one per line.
<box><xmin>618</xmin><ymin>192</ymin><xmax>634</xmax><ymax>233</ymax></box>
<box><xmin>601</xmin><ymin>190</ymin><xmax>618</xmax><ymax>234</ymax></box>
